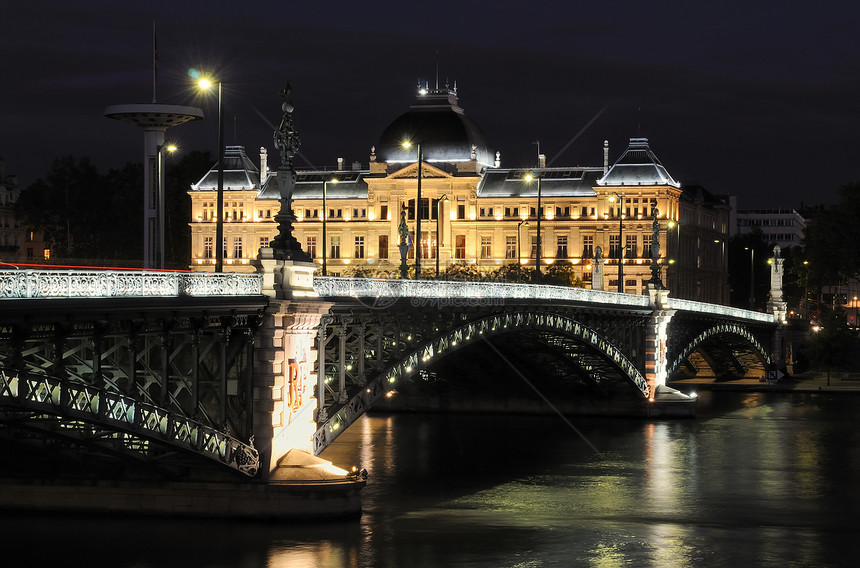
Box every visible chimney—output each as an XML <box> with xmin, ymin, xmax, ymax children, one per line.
<box><xmin>337</xmin><ymin>157</ymin><xmax>344</xmax><ymax>171</ymax></box>
<box><xmin>603</xmin><ymin>140</ymin><xmax>609</xmax><ymax>173</ymax></box>
<box><xmin>259</xmin><ymin>147</ymin><xmax>267</xmax><ymax>186</ymax></box>
<box><xmin>538</xmin><ymin>153</ymin><xmax>546</xmax><ymax>168</ymax></box>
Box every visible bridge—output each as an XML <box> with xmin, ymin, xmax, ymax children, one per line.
<box><xmin>0</xmin><ymin>258</ymin><xmax>788</xmax><ymax>489</ymax></box>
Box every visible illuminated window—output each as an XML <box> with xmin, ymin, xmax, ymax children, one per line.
<box><xmin>306</xmin><ymin>236</ymin><xmax>316</xmax><ymax>258</ymax></box>
<box><xmin>505</xmin><ymin>236</ymin><xmax>516</xmax><ymax>259</ymax></box>
<box><xmin>203</xmin><ymin>237</ymin><xmax>213</xmax><ymax>259</ymax></box>
<box><xmin>582</xmin><ymin>236</ymin><xmax>594</xmax><ymax>258</ymax></box>
<box><xmin>330</xmin><ymin>236</ymin><xmax>340</xmax><ymax>259</ymax></box>
<box><xmin>233</xmin><ymin>237</ymin><xmax>243</xmax><ymax>259</ymax></box>
<box><xmin>455</xmin><ymin>235</ymin><xmax>466</xmax><ymax>259</ymax></box>
<box><xmin>260</xmin><ymin>236</ymin><xmax>270</xmax><ymax>249</ymax></box>
<box><xmin>557</xmin><ymin>236</ymin><xmax>568</xmax><ymax>258</ymax></box>
<box><xmin>378</xmin><ymin>235</ymin><xmax>388</xmax><ymax>259</ymax></box>
<box><xmin>480</xmin><ymin>236</ymin><xmax>492</xmax><ymax>259</ymax></box>
<box><xmin>354</xmin><ymin>236</ymin><xmax>365</xmax><ymax>259</ymax></box>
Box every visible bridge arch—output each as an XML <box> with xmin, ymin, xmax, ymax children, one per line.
<box><xmin>0</xmin><ymin>369</ymin><xmax>260</xmax><ymax>477</ymax></box>
<box><xmin>313</xmin><ymin>310</ymin><xmax>649</xmax><ymax>454</ymax></box>
<box><xmin>668</xmin><ymin>323</ymin><xmax>772</xmax><ymax>379</ymax></box>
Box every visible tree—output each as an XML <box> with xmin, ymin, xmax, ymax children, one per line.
<box><xmin>798</xmin><ymin>305</ymin><xmax>860</xmax><ymax>384</ymax></box>
<box><xmin>802</xmin><ymin>182</ymin><xmax>860</xmax><ymax>295</ymax></box>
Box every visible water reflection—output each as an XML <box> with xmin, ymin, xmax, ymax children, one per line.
<box><xmin>2</xmin><ymin>391</ymin><xmax>858</xmax><ymax>567</ymax></box>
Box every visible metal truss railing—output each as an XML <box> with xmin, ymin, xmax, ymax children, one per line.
<box><xmin>0</xmin><ymin>368</ymin><xmax>259</xmax><ymax>477</ymax></box>
<box><xmin>313</xmin><ymin>277</ymin><xmax>652</xmax><ymax>308</ymax></box>
<box><xmin>313</xmin><ymin>310</ymin><xmax>649</xmax><ymax>453</ymax></box>
<box><xmin>667</xmin><ymin>322</ymin><xmax>772</xmax><ymax>378</ymax></box>
<box><xmin>668</xmin><ymin>298</ymin><xmax>774</xmax><ymax>323</ymax></box>
<box><xmin>0</xmin><ymin>270</ymin><xmax>262</xmax><ymax>299</ymax></box>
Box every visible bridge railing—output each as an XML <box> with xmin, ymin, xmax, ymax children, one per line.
<box><xmin>313</xmin><ymin>277</ymin><xmax>652</xmax><ymax>307</ymax></box>
<box><xmin>667</xmin><ymin>298</ymin><xmax>774</xmax><ymax>323</ymax></box>
<box><xmin>0</xmin><ymin>270</ymin><xmax>262</xmax><ymax>299</ymax></box>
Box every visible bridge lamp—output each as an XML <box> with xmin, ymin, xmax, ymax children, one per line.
<box><xmin>197</xmin><ymin>76</ymin><xmax>225</xmax><ymax>273</ymax></box>
<box><xmin>155</xmin><ymin>142</ymin><xmax>178</xmax><ymax>269</ymax></box>
<box><xmin>322</xmin><ymin>178</ymin><xmax>338</xmax><ymax>276</ymax></box>
<box><xmin>435</xmin><ymin>194</ymin><xmax>448</xmax><ymax>277</ymax></box>
<box><xmin>402</xmin><ymin>140</ymin><xmax>423</xmax><ymax>279</ymax></box>
<box><xmin>517</xmin><ymin>219</ymin><xmax>529</xmax><ymax>266</ymax></box>
<box><xmin>608</xmin><ymin>192</ymin><xmax>624</xmax><ymax>293</ymax></box>
<box><xmin>524</xmin><ymin>172</ymin><xmax>542</xmax><ymax>277</ymax></box>
<box><xmin>745</xmin><ymin>246</ymin><xmax>755</xmax><ymax>310</ymax></box>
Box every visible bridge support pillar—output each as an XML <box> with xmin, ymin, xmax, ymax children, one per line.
<box><xmin>253</xmin><ymin>249</ymin><xmax>333</xmax><ymax>478</ymax></box>
<box><xmin>645</xmin><ymin>284</ymin><xmax>675</xmax><ymax>398</ymax></box>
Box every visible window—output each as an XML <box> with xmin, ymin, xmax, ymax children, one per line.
<box><xmin>203</xmin><ymin>236</ymin><xmax>213</xmax><ymax>259</ymax></box>
<box><xmin>555</xmin><ymin>206</ymin><xmax>570</xmax><ymax>218</ymax></box>
<box><xmin>306</xmin><ymin>236</ymin><xmax>316</xmax><ymax>258</ymax></box>
<box><xmin>506</xmin><ymin>236</ymin><xmax>517</xmax><ymax>259</ymax></box>
<box><xmin>380</xmin><ymin>205</ymin><xmax>389</xmax><ymax>220</ymax></box>
<box><xmin>643</xmin><ymin>235</ymin><xmax>652</xmax><ymax>258</ymax></box>
<box><xmin>26</xmin><ymin>248</ymin><xmax>33</xmax><ymax>259</ymax></box>
<box><xmin>407</xmin><ymin>198</ymin><xmax>433</xmax><ymax>220</ymax></box>
<box><xmin>457</xmin><ymin>204</ymin><xmax>466</xmax><ymax>220</ymax></box>
<box><xmin>455</xmin><ymin>235</ymin><xmax>466</xmax><ymax>259</ymax></box>
<box><xmin>353</xmin><ymin>208</ymin><xmax>366</xmax><ymax>219</ymax></box>
<box><xmin>480</xmin><ymin>236</ymin><xmax>492</xmax><ymax>259</ymax></box>
<box><xmin>557</xmin><ymin>236</ymin><xmax>568</xmax><ymax>258</ymax></box>
<box><xmin>233</xmin><ymin>237</ymin><xmax>243</xmax><ymax>259</ymax></box>
<box><xmin>330</xmin><ymin>236</ymin><xmax>340</xmax><ymax>259</ymax></box>
<box><xmin>626</xmin><ymin>235</ymin><xmax>637</xmax><ymax>258</ymax></box>
<box><xmin>582</xmin><ymin>236</ymin><xmax>594</xmax><ymax>258</ymax></box>
<box><xmin>609</xmin><ymin>235</ymin><xmax>620</xmax><ymax>258</ymax></box>
<box><xmin>378</xmin><ymin>234</ymin><xmax>389</xmax><ymax>259</ymax></box>
<box><xmin>260</xmin><ymin>236</ymin><xmax>270</xmax><ymax>250</ymax></box>
<box><xmin>354</xmin><ymin>236</ymin><xmax>365</xmax><ymax>259</ymax></box>
<box><xmin>504</xmin><ymin>207</ymin><xmax>519</xmax><ymax>218</ymax></box>
<box><xmin>531</xmin><ymin>236</ymin><xmax>538</xmax><ymax>259</ymax></box>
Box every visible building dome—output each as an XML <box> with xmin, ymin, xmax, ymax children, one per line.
<box><xmin>375</xmin><ymin>84</ymin><xmax>494</xmax><ymax>167</ymax></box>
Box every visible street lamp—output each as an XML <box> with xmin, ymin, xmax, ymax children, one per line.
<box><xmin>667</xmin><ymin>220</ymin><xmax>680</xmax><ymax>291</ymax></box>
<box><xmin>435</xmin><ymin>194</ymin><xmax>448</xmax><ymax>277</ymax></box>
<box><xmin>746</xmin><ymin>246</ymin><xmax>755</xmax><ymax>309</ymax></box>
<box><xmin>608</xmin><ymin>192</ymin><xmax>624</xmax><ymax>293</ymax></box>
<box><xmin>402</xmin><ymin>140</ymin><xmax>422</xmax><ymax>279</ymax></box>
<box><xmin>524</xmin><ymin>172</ymin><xmax>542</xmax><ymax>277</ymax></box>
<box><xmin>517</xmin><ymin>219</ymin><xmax>529</xmax><ymax>266</ymax></box>
<box><xmin>322</xmin><ymin>178</ymin><xmax>337</xmax><ymax>276</ymax></box>
<box><xmin>198</xmin><ymin>77</ymin><xmax>224</xmax><ymax>272</ymax></box>
<box><xmin>155</xmin><ymin>142</ymin><xmax>177</xmax><ymax>269</ymax></box>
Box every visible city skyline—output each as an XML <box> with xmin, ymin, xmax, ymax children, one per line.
<box><xmin>2</xmin><ymin>0</ymin><xmax>858</xmax><ymax>210</ymax></box>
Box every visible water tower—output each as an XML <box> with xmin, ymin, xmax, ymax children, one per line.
<box><xmin>105</xmin><ymin>103</ymin><xmax>203</xmax><ymax>269</ymax></box>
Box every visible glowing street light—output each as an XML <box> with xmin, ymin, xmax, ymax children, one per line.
<box><xmin>608</xmin><ymin>192</ymin><xmax>624</xmax><ymax>293</ymax></box>
<box><xmin>322</xmin><ymin>177</ymin><xmax>338</xmax><ymax>276</ymax></box>
<box><xmin>524</xmin><ymin>172</ymin><xmax>542</xmax><ymax>277</ymax></box>
<box><xmin>197</xmin><ymin>76</ymin><xmax>225</xmax><ymax>272</ymax></box>
<box><xmin>155</xmin><ymin>142</ymin><xmax>177</xmax><ymax>268</ymax></box>
<box><xmin>402</xmin><ymin>140</ymin><xmax>422</xmax><ymax>279</ymax></box>
<box><xmin>435</xmin><ymin>194</ymin><xmax>448</xmax><ymax>277</ymax></box>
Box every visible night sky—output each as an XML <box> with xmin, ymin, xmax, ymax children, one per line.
<box><xmin>3</xmin><ymin>1</ymin><xmax>858</xmax><ymax>209</ymax></box>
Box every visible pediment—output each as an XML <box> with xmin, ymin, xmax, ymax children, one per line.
<box><xmin>389</xmin><ymin>162</ymin><xmax>453</xmax><ymax>179</ymax></box>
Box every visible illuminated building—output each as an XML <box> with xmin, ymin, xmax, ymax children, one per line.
<box><xmin>0</xmin><ymin>159</ymin><xmax>49</xmax><ymax>265</ymax></box>
<box><xmin>189</xmin><ymin>84</ymin><xmax>730</xmax><ymax>302</ymax></box>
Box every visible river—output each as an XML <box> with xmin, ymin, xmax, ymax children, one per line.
<box><xmin>1</xmin><ymin>390</ymin><xmax>858</xmax><ymax>567</ymax></box>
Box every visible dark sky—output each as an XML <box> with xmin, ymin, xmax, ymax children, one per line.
<box><xmin>3</xmin><ymin>1</ymin><xmax>858</xmax><ymax>209</ymax></box>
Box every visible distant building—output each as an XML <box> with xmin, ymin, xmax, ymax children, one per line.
<box><xmin>188</xmin><ymin>84</ymin><xmax>731</xmax><ymax>303</ymax></box>
<box><xmin>0</xmin><ymin>158</ymin><xmax>49</xmax><ymax>266</ymax></box>
<box><xmin>733</xmin><ymin>205</ymin><xmax>806</xmax><ymax>249</ymax></box>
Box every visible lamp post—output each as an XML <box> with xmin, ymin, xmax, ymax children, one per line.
<box><xmin>668</xmin><ymin>220</ymin><xmax>680</xmax><ymax>291</ymax></box>
<box><xmin>435</xmin><ymin>194</ymin><xmax>448</xmax><ymax>277</ymax></box>
<box><xmin>609</xmin><ymin>192</ymin><xmax>624</xmax><ymax>293</ymax></box>
<box><xmin>746</xmin><ymin>246</ymin><xmax>755</xmax><ymax>309</ymax></box>
<box><xmin>517</xmin><ymin>219</ymin><xmax>529</xmax><ymax>268</ymax></box>
<box><xmin>322</xmin><ymin>178</ymin><xmax>337</xmax><ymax>276</ymax></box>
<box><xmin>155</xmin><ymin>143</ymin><xmax>177</xmax><ymax>269</ymax></box>
<box><xmin>524</xmin><ymin>173</ymin><xmax>542</xmax><ymax>277</ymax></box>
<box><xmin>402</xmin><ymin>141</ymin><xmax>422</xmax><ymax>279</ymax></box>
<box><xmin>198</xmin><ymin>78</ymin><xmax>224</xmax><ymax>272</ymax></box>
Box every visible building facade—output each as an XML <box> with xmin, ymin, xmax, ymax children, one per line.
<box><xmin>0</xmin><ymin>159</ymin><xmax>49</xmax><ymax>266</ymax></box>
<box><xmin>188</xmin><ymin>85</ymin><xmax>730</xmax><ymax>303</ymax></box>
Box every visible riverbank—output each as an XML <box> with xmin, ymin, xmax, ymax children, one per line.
<box><xmin>670</xmin><ymin>371</ymin><xmax>860</xmax><ymax>393</ymax></box>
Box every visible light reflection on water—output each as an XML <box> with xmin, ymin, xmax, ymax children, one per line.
<box><xmin>1</xmin><ymin>391</ymin><xmax>858</xmax><ymax>567</ymax></box>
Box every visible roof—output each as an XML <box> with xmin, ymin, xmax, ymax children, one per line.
<box><xmin>477</xmin><ymin>167</ymin><xmax>603</xmax><ymax>198</ymax></box>
<box><xmin>597</xmin><ymin>138</ymin><xmax>680</xmax><ymax>188</ymax></box>
<box><xmin>191</xmin><ymin>146</ymin><xmax>261</xmax><ymax>191</ymax></box>
<box><xmin>259</xmin><ymin>169</ymin><xmax>370</xmax><ymax>200</ymax></box>
<box><xmin>375</xmin><ymin>84</ymin><xmax>494</xmax><ymax>167</ymax></box>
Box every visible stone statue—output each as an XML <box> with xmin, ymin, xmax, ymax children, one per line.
<box><xmin>270</xmin><ymin>84</ymin><xmax>309</xmax><ymax>260</ymax></box>
<box><xmin>648</xmin><ymin>208</ymin><xmax>664</xmax><ymax>288</ymax></box>
<box><xmin>592</xmin><ymin>245</ymin><xmax>604</xmax><ymax>291</ymax></box>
